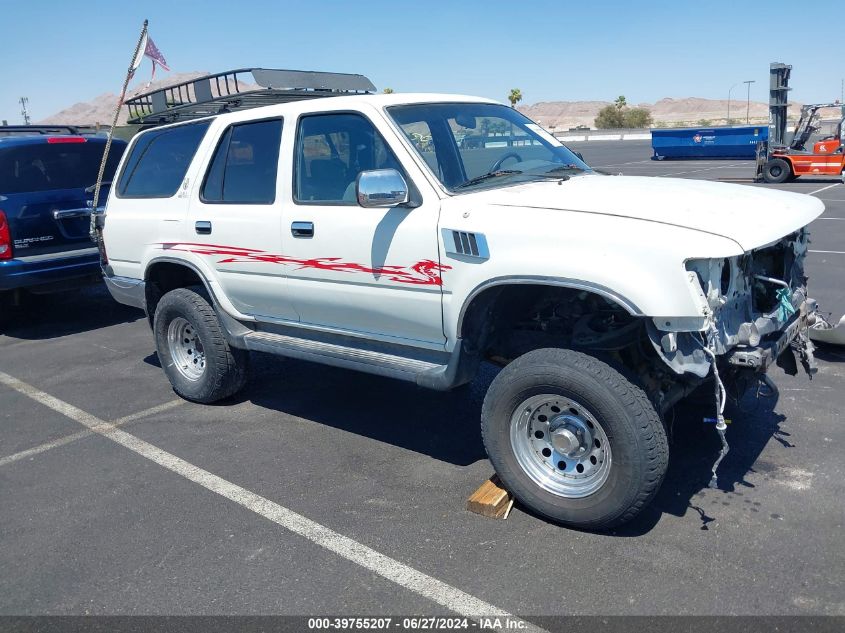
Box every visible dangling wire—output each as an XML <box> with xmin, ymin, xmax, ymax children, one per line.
<box><xmin>696</xmin><ymin>330</ymin><xmax>729</xmax><ymax>489</ymax></box>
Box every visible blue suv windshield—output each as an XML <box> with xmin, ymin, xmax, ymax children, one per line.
<box><xmin>387</xmin><ymin>103</ymin><xmax>591</xmax><ymax>192</ymax></box>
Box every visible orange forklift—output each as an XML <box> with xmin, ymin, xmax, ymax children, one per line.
<box><xmin>757</xmin><ymin>101</ymin><xmax>845</xmax><ymax>183</ymax></box>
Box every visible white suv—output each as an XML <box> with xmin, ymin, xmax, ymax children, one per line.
<box><xmin>101</xmin><ymin>87</ymin><xmax>823</xmax><ymax>529</ymax></box>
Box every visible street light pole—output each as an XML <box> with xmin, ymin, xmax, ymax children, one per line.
<box><xmin>744</xmin><ymin>80</ymin><xmax>755</xmax><ymax>124</ymax></box>
<box><xmin>727</xmin><ymin>82</ymin><xmax>741</xmax><ymax>125</ymax></box>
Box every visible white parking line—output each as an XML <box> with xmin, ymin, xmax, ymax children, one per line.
<box><xmin>808</xmin><ymin>183</ymin><xmax>841</xmax><ymax>196</ymax></box>
<box><xmin>809</xmin><ymin>250</ymin><xmax>845</xmax><ymax>254</ymax></box>
<box><xmin>656</xmin><ymin>163</ymin><xmax>745</xmax><ymax>177</ymax></box>
<box><xmin>592</xmin><ymin>159</ymin><xmax>653</xmax><ymax>168</ymax></box>
<box><xmin>0</xmin><ymin>399</ymin><xmax>184</xmax><ymax>468</ymax></box>
<box><xmin>0</xmin><ymin>370</ymin><xmax>541</xmax><ymax>630</ymax></box>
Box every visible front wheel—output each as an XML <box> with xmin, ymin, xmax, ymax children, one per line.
<box><xmin>763</xmin><ymin>158</ymin><xmax>792</xmax><ymax>183</ymax></box>
<box><xmin>481</xmin><ymin>348</ymin><xmax>668</xmax><ymax>530</ymax></box>
<box><xmin>154</xmin><ymin>287</ymin><xmax>248</xmax><ymax>403</ymax></box>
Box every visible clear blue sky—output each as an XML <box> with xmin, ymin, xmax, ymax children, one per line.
<box><xmin>1</xmin><ymin>0</ymin><xmax>843</xmax><ymax>123</ymax></box>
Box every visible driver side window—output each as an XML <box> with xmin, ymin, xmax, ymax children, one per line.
<box><xmin>294</xmin><ymin>113</ymin><xmax>402</xmax><ymax>205</ymax></box>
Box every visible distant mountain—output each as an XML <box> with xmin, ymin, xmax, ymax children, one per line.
<box><xmin>41</xmin><ymin>78</ymin><xmax>811</xmax><ymax>130</ymax></box>
<box><xmin>38</xmin><ymin>71</ymin><xmax>258</xmax><ymax>126</ymax></box>
<box><xmin>518</xmin><ymin>97</ymin><xmax>806</xmax><ymax>130</ymax></box>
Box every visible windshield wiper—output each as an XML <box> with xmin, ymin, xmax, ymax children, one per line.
<box><xmin>522</xmin><ymin>165</ymin><xmax>588</xmax><ymax>183</ymax></box>
<box><xmin>543</xmin><ymin>165</ymin><xmax>586</xmax><ymax>174</ymax></box>
<box><xmin>455</xmin><ymin>169</ymin><xmax>522</xmax><ymax>189</ymax></box>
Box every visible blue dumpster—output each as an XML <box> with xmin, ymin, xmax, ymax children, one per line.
<box><xmin>651</xmin><ymin>125</ymin><xmax>768</xmax><ymax>159</ymax></box>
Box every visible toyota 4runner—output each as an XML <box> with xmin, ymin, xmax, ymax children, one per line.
<box><xmin>99</xmin><ymin>69</ymin><xmax>823</xmax><ymax>529</ymax></box>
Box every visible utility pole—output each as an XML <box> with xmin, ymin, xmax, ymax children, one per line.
<box><xmin>19</xmin><ymin>97</ymin><xmax>31</xmax><ymax>125</ymax></box>
<box><xmin>744</xmin><ymin>80</ymin><xmax>755</xmax><ymax>124</ymax></box>
<box><xmin>727</xmin><ymin>82</ymin><xmax>741</xmax><ymax>125</ymax></box>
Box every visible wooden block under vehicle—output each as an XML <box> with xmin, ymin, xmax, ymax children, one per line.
<box><xmin>467</xmin><ymin>475</ymin><xmax>514</xmax><ymax>519</ymax></box>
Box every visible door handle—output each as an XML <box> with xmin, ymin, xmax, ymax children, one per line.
<box><xmin>291</xmin><ymin>221</ymin><xmax>314</xmax><ymax>238</ymax></box>
<box><xmin>52</xmin><ymin>208</ymin><xmax>91</xmax><ymax>219</ymax></box>
<box><xmin>195</xmin><ymin>221</ymin><xmax>212</xmax><ymax>235</ymax></box>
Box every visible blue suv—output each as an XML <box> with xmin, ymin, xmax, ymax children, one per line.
<box><xmin>0</xmin><ymin>128</ymin><xmax>126</xmax><ymax>313</ymax></box>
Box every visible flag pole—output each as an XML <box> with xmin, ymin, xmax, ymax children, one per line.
<box><xmin>90</xmin><ymin>18</ymin><xmax>148</xmax><ymax>242</ymax></box>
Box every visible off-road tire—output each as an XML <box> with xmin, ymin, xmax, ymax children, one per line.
<box><xmin>153</xmin><ymin>286</ymin><xmax>248</xmax><ymax>403</ymax></box>
<box><xmin>763</xmin><ymin>158</ymin><xmax>791</xmax><ymax>184</ymax></box>
<box><xmin>481</xmin><ymin>348</ymin><xmax>668</xmax><ymax>530</ymax></box>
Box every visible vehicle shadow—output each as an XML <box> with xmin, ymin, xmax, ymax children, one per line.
<box><xmin>614</xmin><ymin>382</ymin><xmax>787</xmax><ymax>536</ymax></box>
<box><xmin>246</xmin><ymin>353</ymin><xmax>495</xmax><ymax>467</ymax></box>
<box><xmin>782</xmin><ymin>177</ymin><xmax>844</xmax><ymax>184</ymax></box>
<box><xmin>0</xmin><ymin>284</ymin><xmax>143</xmax><ymax>340</ymax></box>
<box><xmin>812</xmin><ymin>341</ymin><xmax>845</xmax><ymax>363</ymax></box>
<box><xmin>246</xmin><ymin>353</ymin><xmax>792</xmax><ymax>535</ymax></box>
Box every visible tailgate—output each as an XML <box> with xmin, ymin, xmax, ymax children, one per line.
<box><xmin>1</xmin><ymin>189</ymin><xmax>96</xmax><ymax>258</ymax></box>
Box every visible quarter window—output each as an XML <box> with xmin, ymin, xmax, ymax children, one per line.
<box><xmin>294</xmin><ymin>113</ymin><xmax>403</xmax><ymax>204</ymax></box>
<box><xmin>202</xmin><ymin>119</ymin><xmax>283</xmax><ymax>204</ymax></box>
<box><xmin>117</xmin><ymin>120</ymin><xmax>211</xmax><ymax>198</ymax></box>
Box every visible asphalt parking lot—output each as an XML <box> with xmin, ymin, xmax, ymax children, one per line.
<box><xmin>1</xmin><ymin>140</ymin><xmax>843</xmax><ymax>623</ymax></box>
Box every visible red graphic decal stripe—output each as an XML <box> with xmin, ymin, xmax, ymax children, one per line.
<box><xmin>160</xmin><ymin>243</ymin><xmax>451</xmax><ymax>286</ymax></box>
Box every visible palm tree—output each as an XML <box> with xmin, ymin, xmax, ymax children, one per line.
<box><xmin>506</xmin><ymin>89</ymin><xmax>523</xmax><ymax>147</ymax></box>
<box><xmin>614</xmin><ymin>95</ymin><xmax>627</xmax><ymax>110</ymax></box>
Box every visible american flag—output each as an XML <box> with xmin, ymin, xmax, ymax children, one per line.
<box><xmin>144</xmin><ymin>36</ymin><xmax>170</xmax><ymax>72</ymax></box>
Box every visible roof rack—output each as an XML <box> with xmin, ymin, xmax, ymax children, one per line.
<box><xmin>0</xmin><ymin>125</ymin><xmax>85</xmax><ymax>137</ymax></box>
<box><xmin>125</xmin><ymin>68</ymin><xmax>376</xmax><ymax>125</ymax></box>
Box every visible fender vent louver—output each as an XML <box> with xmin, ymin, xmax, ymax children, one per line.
<box><xmin>442</xmin><ymin>228</ymin><xmax>489</xmax><ymax>260</ymax></box>
<box><xmin>452</xmin><ymin>231</ymin><xmax>479</xmax><ymax>256</ymax></box>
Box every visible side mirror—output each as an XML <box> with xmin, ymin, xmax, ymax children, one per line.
<box><xmin>356</xmin><ymin>169</ymin><xmax>410</xmax><ymax>208</ymax></box>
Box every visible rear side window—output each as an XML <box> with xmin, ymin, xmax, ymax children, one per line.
<box><xmin>117</xmin><ymin>120</ymin><xmax>211</xmax><ymax>198</ymax></box>
<box><xmin>0</xmin><ymin>142</ymin><xmax>124</xmax><ymax>194</ymax></box>
<box><xmin>202</xmin><ymin>119</ymin><xmax>282</xmax><ymax>204</ymax></box>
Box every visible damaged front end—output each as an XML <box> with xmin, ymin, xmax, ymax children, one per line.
<box><xmin>647</xmin><ymin>229</ymin><xmax>819</xmax><ymax>487</ymax></box>
<box><xmin>685</xmin><ymin>228</ymin><xmax>818</xmax><ymax>378</ymax></box>
<box><xmin>649</xmin><ymin>228</ymin><xmax>818</xmax><ymax>381</ymax></box>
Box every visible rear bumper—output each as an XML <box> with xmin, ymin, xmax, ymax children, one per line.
<box><xmin>0</xmin><ymin>249</ymin><xmax>100</xmax><ymax>292</ymax></box>
<box><xmin>103</xmin><ymin>274</ymin><xmax>146</xmax><ymax>310</ymax></box>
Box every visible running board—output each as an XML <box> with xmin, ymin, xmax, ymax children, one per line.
<box><xmin>243</xmin><ymin>330</ymin><xmax>447</xmax><ymax>383</ymax></box>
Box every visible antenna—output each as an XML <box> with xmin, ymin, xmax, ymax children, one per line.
<box><xmin>19</xmin><ymin>97</ymin><xmax>31</xmax><ymax>125</ymax></box>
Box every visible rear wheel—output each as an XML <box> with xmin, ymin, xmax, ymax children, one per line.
<box><xmin>481</xmin><ymin>348</ymin><xmax>668</xmax><ymax>530</ymax></box>
<box><xmin>154</xmin><ymin>286</ymin><xmax>248</xmax><ymax>403</ymax></box>
<box><xmin>763</xmin><ymin>158</ymin><xmax>792</xmax><ymax>183</ymax></box>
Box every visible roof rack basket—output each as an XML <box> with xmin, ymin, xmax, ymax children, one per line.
<box><xmin>125</xmin><ymin>68</ymin><xmax>376</xmax><ymax>125</ymax></box>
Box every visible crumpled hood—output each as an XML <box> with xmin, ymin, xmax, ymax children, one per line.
<box><xmin>473</xmin><ymin>174</ymin><xmax>824</xmax><ymax>251</ymax></box>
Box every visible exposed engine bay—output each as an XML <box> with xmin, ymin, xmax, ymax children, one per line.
<box><xmin>675</xmin><ymin>228</ymin><xmax>817</xmax><ymax>378</ymax></box>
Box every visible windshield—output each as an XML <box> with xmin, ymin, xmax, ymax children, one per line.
<box><xmin>387</xmin><ymin>103</ymin><xmax>591</xmax><ymax>192</ymax></box>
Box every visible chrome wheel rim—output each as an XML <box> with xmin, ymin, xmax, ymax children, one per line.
<box><xmin>167</xmin><ymin>317</ymin><xmax>205</xmax><ymax>381</ymax></box>
<box><xmin>510</xmin><ymin>394</ymin><xmax>612</xmax><ymax>498</ymax></box>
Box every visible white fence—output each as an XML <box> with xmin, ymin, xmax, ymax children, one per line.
<box><xmin>553</xmin><ymin>129</ymin><xmax>652</xmax><ymax>142</ymax></box>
